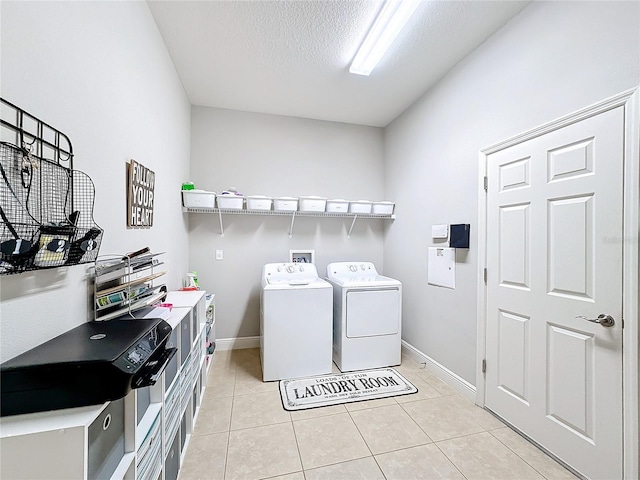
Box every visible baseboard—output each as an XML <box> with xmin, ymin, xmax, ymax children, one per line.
<box><xmin>401</xmin><ymin>340</ymin><xmax>476</xmax><ymax>402</ymax></box>
<box><xmin>215</xmin><ymin>336</ymin><xmax>260</xmax><ymax>351</ymax></box>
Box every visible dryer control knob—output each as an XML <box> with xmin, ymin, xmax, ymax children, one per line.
<box><xmin>287</xmin><ymin>265</ymin><xmax>295</xmax><ymax>273</ymax></box>
<box><xmin>349</xmin><ymin>265</ymin><xmax>357</xmax><ymax>272</ymax></box>
<box><xmin>360</xmin><ymin>264</ymin><xmax>366</xmax><ymax>270</ymax></box>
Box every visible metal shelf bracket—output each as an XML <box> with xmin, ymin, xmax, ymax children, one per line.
<box><xmin>288</xmin><ymin>211</ymin><xmax>297</xmax><ymax>238</ymax></box>
<box><xmin>347</xmin><ymin>215</ymin><xmax>359</xmax><ymax>237</ymax></box>
<box><xmin>218</xmin><ymin>209</ymin><xmax>224</xmax><ymax>237</ymax></box>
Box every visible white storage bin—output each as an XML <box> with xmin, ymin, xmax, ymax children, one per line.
<box><xmin>372</xmin><ymin>201</ymin><xmax>395</xmax><ymax>215</ymax></box>
<box><xmin>273</xmin><ymin>197</ymin><xmax>298</xmax><ymax>212</ymax></box>
<box><xmin>182</xmin><ymin>190</ymin><xmax>216</xmax><ymax>209</ymax></box>
<box><xmin>246</xmin><ymin>195</ymin><xmax>272</xmax><ymax>211</ymax></box>
<box><xmin>1</xmin><ymin>399</ymin><xmax>126</xmax><ymax>480</ymax></box>
<box><xmin>216</xmin><ymin>194</ymin><xmax>244</xmax><ymax>210</ymax></box>
<box><xmin>326</xmin><ymin>199</ymin><xmax>349</xmax><ymax>213</ymax></box>
<box><xmin>299</xmin><ymin>196</ymin><xmax>327</xmax><ymax>212</ymax></box>
<box><xmin>349</xmin><ymin>200</ymin><xmax>373</xmax><ymax>214</ymax></box>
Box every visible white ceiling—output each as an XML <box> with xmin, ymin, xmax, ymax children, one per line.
<box><xmin>147</xmin><ymin>0</ymin><xmax>530</xmax><ymax>127</ymax></box>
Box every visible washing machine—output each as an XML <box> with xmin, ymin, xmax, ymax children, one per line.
<box><xmin>260</xmin><ymin>262</ymin><xmax>333</xmax><ymax>381</ymax></box>
<box><xmin>326</xmin><ymin>262</ymin><xmax>402</xmax><ymax>372</ymax></box>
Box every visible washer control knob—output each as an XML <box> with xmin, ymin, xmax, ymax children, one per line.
<box><xmin>349</xmin><ymin>264</ymin><xmax>357</xmax><ymax>272</ymax></box>
<box><xmin>360</xmin><ymin>264</ymin><xmax>366</xmax><ymax>270</ymax></box>
<box><xmin>287</xmin><ymin>265</ymin><xmax>295</xmax><ymax>273</ymax></box>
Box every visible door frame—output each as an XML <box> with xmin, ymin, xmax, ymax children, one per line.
<box><xmin>476</xmin><ymin>88</ymin><xmax>639</xmax><ymax>479</ymax></box>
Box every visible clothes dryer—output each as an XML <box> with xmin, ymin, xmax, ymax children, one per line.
<box><xmin>260</xmin><ymin>263</ymin><xmax>333</xmax><ymax>381</ymax></box>
<box><xmin>326</xmin><ymin>262</ymin><xmax>402</xmax><ymax>372</ymax></box>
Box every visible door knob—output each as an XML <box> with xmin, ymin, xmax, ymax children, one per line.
<box><xmin>575</xmin><ymin>314</ymin><xmax>615</xmax><ymax>328</ymax></box>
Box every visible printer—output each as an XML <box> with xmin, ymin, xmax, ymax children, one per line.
<box><xmin>1</xmin><ymin>317</ymin><xmax>176</xmax><ymax>416</ymax></box>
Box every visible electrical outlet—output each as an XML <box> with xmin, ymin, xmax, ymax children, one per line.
<box><xmin>215</xmin><ymin>250</ymin><xmax>223</xmax><ymax>260</ymax></box>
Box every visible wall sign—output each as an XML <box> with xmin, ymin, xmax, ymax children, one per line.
<box><xmin>127</xmin><ymin>159</ymin><xmax>155</xmax><ymax>228</ymax></box>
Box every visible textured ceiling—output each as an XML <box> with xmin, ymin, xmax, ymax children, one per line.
<box><xmin>148</xmin><ymin>1</ymin><xmax>530</xmax><ymax>127</ymax></box>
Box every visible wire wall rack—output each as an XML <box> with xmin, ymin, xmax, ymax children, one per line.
<box><xmin>0</xmin><ymin>98</ymin><xmax>103</xmax><ymax>274</ymax></box>
<box><xmin>94</xmin><ymin>251</ymin><xmax>167</xmax><ymax>321</ymax></box>
<box><xmin>183</xmin><ymin>206</ymin><xmax>395</xmax><ymax>237</ymax></box>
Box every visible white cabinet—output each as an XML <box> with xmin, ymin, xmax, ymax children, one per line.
<box><xmin>0</xmin><ymin>397</ymin><xmax>136</xmax><ymax>480</ymax></box>
<box><xmin>0</xmin><ymin>291</ymin><xmax>215</xmax><ymax>480</ymax></box>
<box><xmin>163</xmin><ymin>290</ymin><xmax>213</xmax><ymax>464</ymax></box>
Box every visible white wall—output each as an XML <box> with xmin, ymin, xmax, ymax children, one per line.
<box><xmin>384</xmin><ymin>1</ymin><xmax>640</xmax><ymax>384</ymax></box>
<box><xmin>189</xmin><ymin>107</ymin><xmax>385</xmax><ymax>339</ymax></box>
<box><xmin>0</xmin><ymin>1</ymin><xmax>191</xmax><ymax>362</ymax></box>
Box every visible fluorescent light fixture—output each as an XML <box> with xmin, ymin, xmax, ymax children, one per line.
<box><xmin>349</xmin><ymin>0</ymin><xmax>421</xmax><ymax>76</ymax></box>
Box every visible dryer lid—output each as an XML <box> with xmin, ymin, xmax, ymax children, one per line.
<box><xmin>326</xmin><ymin>261</ymin><xmax>401</xmax><ymax>286</ymax></box>
<box><xmin>327</xmin><ymin>261</ymin><xmax>379</xmax><ymax>281</ymax></box>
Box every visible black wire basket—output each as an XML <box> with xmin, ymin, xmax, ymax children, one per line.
<box><xmin>0</xmin><ymin>99</ymin><xmax>103</xmax><ymax>274</ymax></box>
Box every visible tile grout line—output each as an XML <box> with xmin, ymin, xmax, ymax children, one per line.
<box><xmin>395</xmin><ymin>398</ymin><xmax>437</xmax><ymax>443</ymax></box>
<box><xmin>289</xmin><ymin>414</ymin><xmax>308</xmax><ymax>480</ymax></box>
<box><xmin>221</xmin><ymin>363</ymin><xmax>237</xmax><ymax>480</ymax></box>
<box><xmin>232</xmin><ymin>351</ymin><xmax>303</xmax><ymax>480</ymax></box>
<box><xmin>344</xmin><ymin>402</ymin><xmax>388</xmax><ymax>479</ymax></box>
<box><xmin>487</xmin><ymin>429</ymin><xmax>550</xmax><ymax>479</ymax></box>
<box><xmin>291</xmin><ymin>407</ymin><xmax>382</xmax><ymax>476</ymax></box>
<box><xmin>431</xmin><ymin>439</ymin><xmax>471</xmax><ymax>480</ymax></box>
<box><xmin>486</xmin><ymin>428</ymin><xmax>579</xmax><ymax>480</ymax></box>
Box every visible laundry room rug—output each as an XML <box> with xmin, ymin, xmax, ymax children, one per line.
<box><xmin>279</xmin><ymin>368</ymin><xmax>417</xmax><ymax>411</ymax></box>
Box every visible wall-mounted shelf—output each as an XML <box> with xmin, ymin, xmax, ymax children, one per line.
<box><xmin>182</xmin><ymin>207</ymin><xmax>396</xmax><ymax>237</ymax></box>
<box><xmin>94</xmin><ymin>252</ymin><xmax>166</xmax><ymax>321</ymax></box>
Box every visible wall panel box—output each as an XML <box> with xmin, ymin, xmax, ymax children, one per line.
<box><xmin>449</xmin><ymin>224</ymin><xmax>470</xmax><ymax>248</ymax></box>
<box><xmin>432</xmin><ymin>224</ymin><xmax>448</xmax><ymax>239</ymax></box>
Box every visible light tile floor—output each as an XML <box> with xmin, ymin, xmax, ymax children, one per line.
<box><xmin>179</xmin><ymin>349</ymin><xmax>578</xmax><ymax>480</ymax></box>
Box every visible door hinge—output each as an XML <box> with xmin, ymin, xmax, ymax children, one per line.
<box><xmin>483</xmin><ymin>268</ymin><xmax>487</xmax><ymax>284</ymax></box>
<box><xmin>482</xmin><ymin>359</ymin><xmax>487</xmax><ymax>374</ymax></box>
<box><xmin>621</xmin><ymin>317</ymin><xmax>624</xmax><ymax>329</ymax></box>
<box><xmin>483</xmin><ymin>176</ymin><xmax>488</xmax><ymax>191</ymax></box>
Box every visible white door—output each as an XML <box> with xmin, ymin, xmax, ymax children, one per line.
<box><xmin>485</xmin><ymin>106</ymin><xmax>624</xmax><ymax>479</ymax></box>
